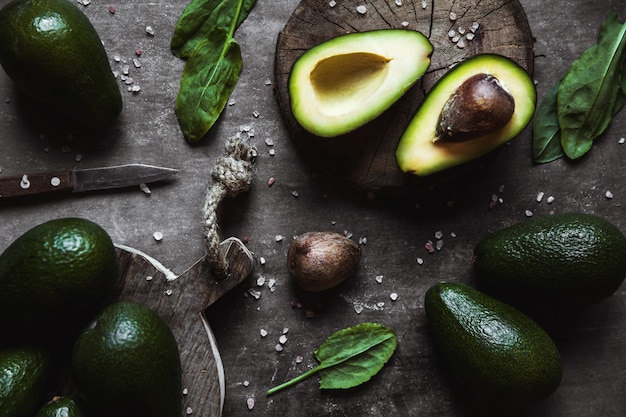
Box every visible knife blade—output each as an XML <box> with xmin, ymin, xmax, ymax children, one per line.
<box><xmin>0</xmin><ymin>164</ymin><xmax>178</xmax><ymax>199</ymax></box>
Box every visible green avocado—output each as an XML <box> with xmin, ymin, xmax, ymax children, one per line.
<box><xmin>289</xmin><ymin>29</ymin><xmax>432</xmax><ymax>137</ymax></box>
<box><xmin>36</xmin><ymin>396</ymin><xmax>85</xmax><ymax>417</ymax></box>
<box><xmin>0</xmin><ymin>218</ymin><xmax>118</xmax><ymax>344</ymax></box>
<box><xmin>71</xmin><ymin>301</ymin><xmax>182</xmax><ymax>417</ymax></box>
<box><xmin>0</xmin><ymin>0</ymin><xmax>122</xmax><ymax>130</ymax></box>
<box><xmin>424</xmin><ymin>282</ymin><xmax>562</xmax><ymax>411</ymax></box>
<box><xmin>396</xmin><ymin>54</ymin><xmax>536</xmax><ymax>176</ymax></box>
<box><xmin>473</xmin><ymin>212</ymin><xmax>626</xmax><ymax>307</ymax></box>
<box><xmin>0</xmin><ymin>346</ymin><xmax>52</xmax><ymax>417</ymax></box>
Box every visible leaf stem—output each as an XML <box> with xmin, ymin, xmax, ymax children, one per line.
<box><xmin>266</xmin><ymin>365</ymin><xmax>323</xmax><ymax>396</ymax></box>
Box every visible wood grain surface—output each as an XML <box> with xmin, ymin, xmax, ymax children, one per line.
<box><xmin>274</xmin><ymin>0</ymin><xmax>534</xmax><ymax>194</ymax></box>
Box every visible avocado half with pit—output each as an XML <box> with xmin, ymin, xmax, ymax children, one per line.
<box><xmin>288</xmin><ymin>29</ymin><xmax>433</xmax><ymax>137</ymax></box>
<box><xmin>396</xmin><ymin>54</ymin><xmax>536</xmax><ymax>176</ymax></box>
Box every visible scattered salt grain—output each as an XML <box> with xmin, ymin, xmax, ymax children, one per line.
<box><xmin>417</xmin><ymin>257</ymin><xmax>424</xmax><ymax>265</ymax></box>
<box><xmin>390</xmin><ymin>292</ymin><xmax>399</xmax><ymax>301</ymax></box>
<box><xmin>291</xmin><ymin>190</ymin><xmax>299</xmax><ymax>198</ymax></box>
<box><xmin>329</xmin><ymin>0</ymin><xmax>336</xmax><ymax>7</ymax></box>
<box><xmin>457</xmin><ymin>27</ymin><xmax>466</xmax><ymax>35</ymax></box>
<box><xmin>130</xmin><ymin>85</ymin><xmax>141</xmax><ymax>93</ymax></box>
<box><xmin>547</xmin><ymin>196</ymin><xmax>555</xmax><ymax>204</ymax></box>
<box><xmin>401</xmin><ymin>21</ymin><xmax>409</xmax><ymax>27</ymax></box>
<box><xmin>185</xmin><ymin>407</ymin><xmax>193</xmax><ymax>415</ymax></box>
<box><xmin>354</xmin><ymin>305</ymin><xmax>364</xmax><ymax>314</ymax></box>
<box><xmin>421</xmin><ymin>0</ymin><xmax>427</xmax><ymax>9</ymax></box>
<box><xmin>256</xmin><ymin>277</ymin><xmax>266</xmax><ymax>287</ymax></box>
<box><xmin>605</xmin><ymin>190</ymin><xmax>614</xmax><ymax>199</ymax></box>
<box><xmin>260</xmin><ymin>329</ymin><xmax>268</xmax><ymax>338</ymax></box>
<box><xmin>448</xmin><ymin>30</ymin><xmax>456</xmax><ymax>38</ymax></box>
<box><xmin>471</xmin><ymin>21</ymin><xmax>480</xmax><ymax>32</ymax></box>
<box><xmin>108</xmin><ymin>5</ymin><xmax>115</xmax><ymax>14</ymax></box>
<box><xmin>246</xmin><ymin>398</ymin><xmax>255</xmax><ymax>410</ymax></box>
<box><xmin>449</xmin><ymin>12</ymin><xmax>457</xmax><ymax>21</ymax></box>
<box><xmin>133</xmin><ymin>58</ymin><xmax>141</xmax><ymax>68</ymax></box>
<box><xmin>275</xmin><ymin>235</ymin><xmax>283</xmax><ymax>242</ymax></box>
<box><xmin>620</xmin><ymin>137</ymin><xmax>625</xmax><ymax>144</ymax></box>
<box><xmin>282</xmin><ymin>327</ymin><xmax>289</xmax><ymax>334</ymax></box>
<box><xmin>165</xmin><ymin>289</ymin><xmax>173</xmax><ymax>296</ymax></box>
<box><xmin>153</xmin><ymin>231</ymin><xmax>163</xmax><ymax>241</ymax></box>
<box><xmin>253</xmin><ymin>110</ymin><xmax>260</xmax><ymax>118</ymax></box>
<box><xmin>248</xmin><ymin>289</ymin><xmax>261</xmax><ymax>299</ymax></box>
<box><xmin>466</xmin><ymin>33</ymin><xmax>475</xmax><ymax>41</ymax></box>
<box><xmin>536</xmin><ymin>191</ymin><xmax>544</xmax><ymax>202</ymax></box>
<box><xmin>259</xmin><ymin>256</ymin><xmax>266</xmax><ymax>265</ymax></box>
<box><xmin>145</xmin><ymin>26</ymin><xmax>155</xmax><ymax>36</ymax></box>
<box><xmin>267</xmin><ymin>177</ymin><xmax>275</xmax><ymax>187</ymax></box>
<box><xmin>359</xmin><ymin>236</ymin><xmax>368</xmax><ymax>245</ymax></box>
<box><xmin>146</xmin><ymin>275</ymin><xmax>153</xmax><ymax>281</ymax></box>
<box><xmin>525</xmin><ymin>210</ymin><xmax>534</xmax><ymax>217</ymax></box>
<box><xmin>456</xmin><ymin>38</ymin><xmax>466</xmax><ymax>49</ymax></box>
<box><xmin>182</xmin><ymin>387</ymin><xmax>189</xmax><ymax>395</ymax></box>
<box><xmin>434</xmin><ymin>230</ymin><xmax>443</xmax><ymax>239</ymax></box>
<box><xmin>279</xmin><ymin>335</ymin><xmax>288</xmax><ymax>345</ymax></box>
<box><xmin>356</xmin><ymin>5</ymin><xmax>367</xmax><ymax>14</ymax></box>
<box><xmin>395</xmin><ymin>0</ymin><xmax>402</xmax><ymax>5</ymax></box>
<box><xmin>275</xmin><ymin>344</ymin><xmax>283</xmax><ymax>352</ymax></box>
<box><xmin>75</xmin><ymin>153</ymin><xmax>82</xmax><ymax>162</ymax></box>
<box><xmin>243</xmin><ymin>380</ymin><xmax>250</xmax><ymax>387</ymax></box>
<box><xmin>139</xmin><ymin>183</ymin><xmax>151</xmax><ymax>195</ymax></box>
<box><xmin>295</xmin><ymin>356</ymin><xmax>304</xmax><ymax>364</ymax></box>
<box><xmin>375</xmin><ymin>275</ymin><xmax>384</xmax><ymax>284</ymax></box>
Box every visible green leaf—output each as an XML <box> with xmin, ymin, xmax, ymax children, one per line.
<box><xmin>171</xmin><ymin>0</ymin><xmax>256</xmax><ymax>143</ymax></box>
<box><xmin>171</xmin><ymin>0</ymin><xmax>256</xmax><ymax>59</ymax></box>
<box><xmin>533</xmin><ymin>81</ymin><xmax>564</xmax><ymax>163</ymax></box>
<box><xmin>174</xmin><ymin>28</ymin><xmax>242</xmax><ymax>143</ymax></box>
<box><xmin>266</xmin><ymin>323</ymin><xmax>397</xmax><ymax>396</ymax></box>
<box><xmin>557</xmin><ymin>13</ymin><xmax>626</xmax><ymax>159</ymax></box>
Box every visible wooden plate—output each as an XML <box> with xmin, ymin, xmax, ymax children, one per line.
<box><xmin>274</xmin><ymin>0</ymin><xmax>534</xmax><ymax>194</ymax></box>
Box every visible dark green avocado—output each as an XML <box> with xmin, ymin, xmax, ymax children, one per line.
<box><xmin>0</xmin><ymin>0</ymin><xmax>122</xmax><ymax>131</ymax></box>
<box><xmin>396</xmin><ymin>54</ymin><xmax>536</xmax><ymax>176</ymax></box>
<box><xmin>424</xmin><ymin>282</ymin><xmax>562</xmax><ymax>411</ymax></box>
<box><xmin>473</xmin><ymin>212</ymin><xmax>626</xmax><ymax>307</ymax></box>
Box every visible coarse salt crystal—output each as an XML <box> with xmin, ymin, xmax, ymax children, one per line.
<box><xmin>536</xmin><ymin>191</ymin><xmax>544</xmax><ymax>202</ymax></box>
<box><xmin>265</xmin><ymin>137</ymin><xmax>274</xmax><ymax>146</ymax></box>
<box><xmin>246</xmin><ymin>398</ymin><xmax>255</xmax><ymax>410</ymax></box>
<box><xmin>471</xmin><ymin>21</ymin><xmax>480</xmax><ymax>32</ymax></box>
<box><xmin>275</xmin><ymin>235</ymin><xmax>283</xmax><ymax>242</ymax></box>
<box><xmin>417</xmin><ymin>257</ymin><xmax>424</xmax><ymax>265</ymax></box>
<box><xmin>390</xmin><ymin>292</ymin><xmax>399</xmax><ymax>301</ymax></box>
<box><xmin>186</xmin><ymin>407</ymin><xmax>193</xmax><ymax>415</ymax></box>
<box><xmin>329</xmin><ymin>0</ymin><xmax>336</xmax><ymax>7</ymax></box>
<box><xmin>282</xmin><ymin>327</ymin><xmax>289</xmax><ymax>334</ymax></box>
<box><xmin>295</xmin><ymin>356</ymin><xmax>304</xmax><ymax>364</ymax></box>
<box><xmin>356</xmin><ymin>5</ymin><xmax>367</xmax><ymax>14</ymax></box>
<box><xmin>456</xmin><ymin>38</ymin><xmax>466</xmax><ymax>49</ymax></box>
<box><xmin>620</xmin><ymin>137</ymin><xmax>625</xmax><ymax>144</ymax></box>
<box><xmin>402</xmin><ymin>21</ymin><xmax>409</xmax><ymax>27</ymax></box>
<box><xmin>449</xmin><ymin>12</ymin><xmax>457</xmax><ymax>20</ymax></box>
<box><xmin>260</xmin><ymin>329</ymin><xmax>268</xmax><ymax>337</ymax></box>
<box><xmin>375</xmin><ymin>275</ymin><xmax>384</xmax><ymax>284</ymax></box>
<box><xmin>279</xmin><ymin>335</ymin><xmax>288</xmax><ymax>345</ymax></box>
<box><xmin>448</xmin><ymin>30</ymin><xmax>456</xmax><ymax>38</ymax></box>
<box><xmin>547</xmin><ymin>196</ymin><xmax>555</xmax><ymax>204</ymax></box>
<box><xmin>256</xmin><ymin>277</ymin><xmax>266</xmax><ymax>287</ymax></box>
<box><xmin>275</xmin><ymin>344</ymin><xmax>283</xmax><ymax>352</ymax></box>
<box><xmin>140</xmin><ymin>183</ymin><xmax>151</xmax><ymax>194</ymax></box>
<box><xmin>165</xmin><ymin>289</ymin><xmax>173</xmax><ymax>296</ymax></box>
<box><xmin>243</xmin><ymin>380</ymin><xmax>250</xmax><ymax>387</ymax></box>
<box><xmin>146</xmin><ymin>26</ymin><xmax>155</xmax><ymax>36</ymax></box>
<box><xmin>421</xmin><ymin>0</ymin><xmax>427</xmax><ymax>8</ymax></box>
<box><xmin>606</xmin><ymin>190</ymin><xmax>614</xmax><ymax>199</ymax></box>
<box><xmin>153</xmin><ymin>231</ymin><xmax>163</xmax><ymax>241</ymax></box>
<box><xmin>466</xmin><ymin>33</ymin><xmax>475</xmax><ymax>41</ymax></box>
<box><xmin>354</xmin><ymin>305</ymin><xmax>364</xmax><ymax>314</ymax></box>
<box><xmin>525</xmin><ymin>210</ymin><xmax>534</xmax><ymax>217</ymax></box>
<box><xmin>395</xmin><ymin>0</ymin><xmax>402</xmax><ymax>5</ymax></box>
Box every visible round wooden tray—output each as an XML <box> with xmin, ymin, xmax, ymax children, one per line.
<box><xmin>274</xmin><ymin>0</ymin><xmax>534</xmax><ymax>194</ymax></box>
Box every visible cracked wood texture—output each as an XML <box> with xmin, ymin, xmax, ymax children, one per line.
<box><xmin>274</xmin><ymin>0</ymin><xmax>533</xmax><ymax>194</ymax></box>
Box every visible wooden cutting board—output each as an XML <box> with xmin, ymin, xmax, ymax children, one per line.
<box><xmin>274</xmin><ymin>0</ymin><xmax>534</xmax><ymax>194</ymax></box>
<box><xmin>110</xmin><ymin>240</ymin><xmax>254</xmax><ymax>417</ymax></box>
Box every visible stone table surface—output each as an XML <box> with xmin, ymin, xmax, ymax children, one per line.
<box><xmin>1</xmin><ymin>0</ymin><xmax>625</xmax><ymax>416</ymax></box>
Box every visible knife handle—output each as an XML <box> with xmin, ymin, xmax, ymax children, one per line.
<box><xmin>0</xmin><ymin>171</ymin><xmax>73</xmax><ymax>198</ymax></box>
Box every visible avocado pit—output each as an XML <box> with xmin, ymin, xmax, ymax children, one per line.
<box><xmin>435</xmin><ymin>73</ymin><xmax>515</xmax><ymax>142</ymax></box>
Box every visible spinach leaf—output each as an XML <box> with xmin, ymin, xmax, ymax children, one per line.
<box><xmin>266</xmin><ymin>323</ymin><xmax>397</xmax><ymax>395</ymax></box>
<box><xmin>557</xmin><ymin>13</ymin><xmax>626</xmax><ymax>159</ymax></box>
<box><xmin>175</xmin><ymin>28</ymin><xmax>242</xmax><ymax>143</ymax></box>
<box><xmin>533</xmin><ymin>81</ymin><xmax>564</xmax><ymax>163</ymax></box>
<box><xmin>171</xmin><ymin>0</ymin><xmax>256</xmax><ymax>59</ymax></box>
<box><xmin>172</xmin><ymin>0</ymin><xmax>256</xmax><ymax>143</ymax></box>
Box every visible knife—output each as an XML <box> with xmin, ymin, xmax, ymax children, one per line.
<box><xmin>0</xmin><ymin>164</ymin><xmax>178</xmax><ymax>198</ymax></box>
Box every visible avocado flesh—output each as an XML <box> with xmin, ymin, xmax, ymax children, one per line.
<box><xmin>396</xmin><ymin>54</ymin><xmax>536</xmax><ymax>176</ymax></box>
<box><xmin>0</xmin><ymin>0</ymin><xmax>122</xmax><ymax>131</ymax></box>
<box><xmin>425</xmin><ymin>282</ymin><xmax>562</xmax><ymax>411</ymax></box>
<box><xmin>289</xmin><ymin>29</ymin><xmax>432</xmax><ymax>137</ymax></box>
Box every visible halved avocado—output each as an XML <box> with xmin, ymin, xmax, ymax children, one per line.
<box><xmin>288</xmin><ymin>29</ymin><xmax>433</xmax><ymax>138</ymax></box>
<box><xmin>396</xmin><ymin>54</ymin><xmax>536</xmax><ymax>176</ymax></box>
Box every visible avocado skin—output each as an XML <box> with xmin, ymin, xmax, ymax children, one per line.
<box><xmin>71</xmin><ymin>301</ymin><xmax>182</xmax><ymax>417</ymax></box>
<box><xmin>473</xmin><ymin>213</ymin><xmax>626</xmax><ymax>307</ymax></box>
<box><xmin>36</xmin><ymin>396</ymin><xmax>85</xmax><ymax>417</ymax></box>
<box><xmin>0</xmin><ymin>346</ymin><xmax>52</xmax><ymax>417</ymax></box>
<box><xmin>424</xmin><ymin>282</ymin><xmax>562</xmax><ymax>412</ymax></box>
<box><xmin>0</xmin><ymin>0</ymin><xmax>122</xmax><ymax>130</ymax></box>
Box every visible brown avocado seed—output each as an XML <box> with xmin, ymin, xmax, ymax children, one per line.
<box><xmin>287</xmin><ymin>231</ymin><xmax>361</xmax><ymax>292</ymax></box>
<box><xmin>435</xmin><ymin>73</ymin><xmax>515</xmax><ymax>142</ymax></box>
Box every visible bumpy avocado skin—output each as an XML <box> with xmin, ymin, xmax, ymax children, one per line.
<box><xmin>473</xmin><ymin>212</ymin><xmax>626</xmax><ymax>307</ymax></box>
<box><xmin>424</xmin><ymin>282</ymin><xmax>562</xmax><ymax>412</ymax></box>
<box><xmin>0</xmin><ymin>0</ymin><xmax>122</xmax><ymax>130</ymax></box>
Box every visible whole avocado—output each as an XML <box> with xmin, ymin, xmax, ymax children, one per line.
<box><xmin>0</xmin><ymin>217</ymin><xmax>118</xmax><ymax>345</ymax></box>
<box><xmin>0</xmin><ymin>0</ymin><xmax>122</xmax><ymax>130</ymax></box>
<box><xmin>424</xmin><ymin>282</ymin><xmax>562</xmax><ymax>411</ymax></box>
<box><xmin>71</xmin><ymin>301</ymin><xmax>182</xmax><ymax>417</ymax></box>
<box><xmin>0</xmin><ymin>346</ymin><xmax>52</xmax><ymax>417</ymax></box>
<box><xmin>473</xmin><ymin>212</ymin><xmax>626</xmax><ymax>307</ymax></box>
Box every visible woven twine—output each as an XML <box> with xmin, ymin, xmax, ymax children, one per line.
<box><xmin>202</xmin><ymin>137</ymin><xmax>256</xmax><ymax>278</ymax></box>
